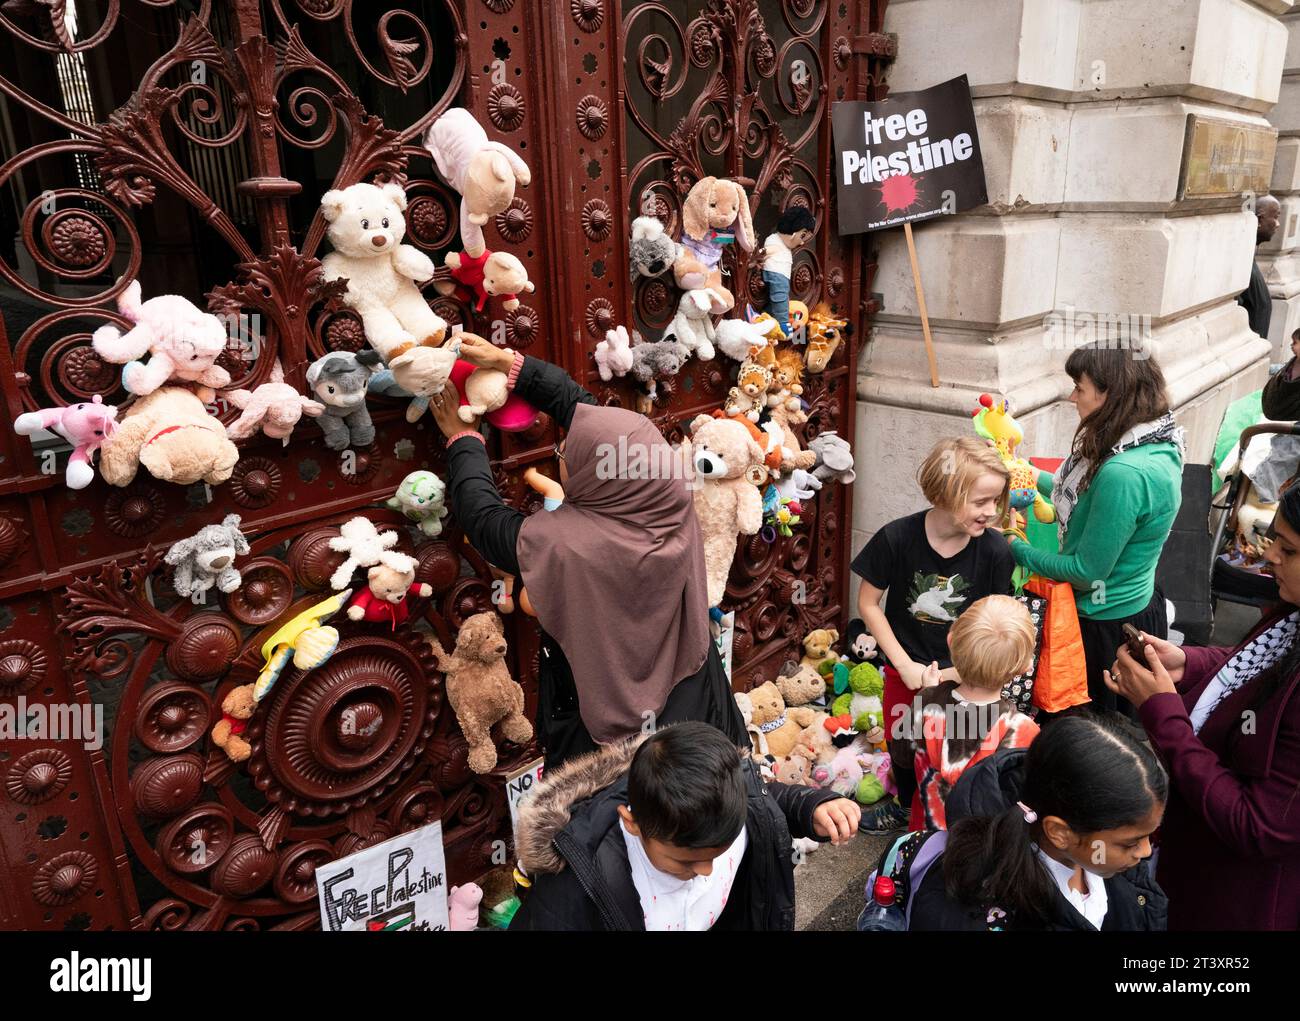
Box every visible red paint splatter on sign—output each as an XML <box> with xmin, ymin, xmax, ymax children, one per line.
<box><xmin>880</xmin><ymin>173</ymin><xmax>920</xmax><ymax>216</ymax></box>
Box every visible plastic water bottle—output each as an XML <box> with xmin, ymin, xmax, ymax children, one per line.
<box><xmin>856</xmin><ymin>875</ymin><xmax>906</xmax><ymax>931</ymax></box>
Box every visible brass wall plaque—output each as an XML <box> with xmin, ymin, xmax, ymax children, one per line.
<box><xmin>1179</xmin><ymin>115</ymin><xmax>1278</xmax><ymax>199</ymax></box>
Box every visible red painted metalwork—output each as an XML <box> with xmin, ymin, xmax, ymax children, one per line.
<box><xmin>0</xmin><ymin>0</ymin><xmax>892</xmax><ymax>930</ymax></box>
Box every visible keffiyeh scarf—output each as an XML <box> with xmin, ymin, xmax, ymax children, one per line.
<box><xmin>1053</xmin><ymin>413</ymin><xmax>1185</xmax><ymax>543</ymax></box>
<box><xmin>1190</xmin><ymin>611</ymin><xmax>1300</xmax><ymax>734</ymax></box>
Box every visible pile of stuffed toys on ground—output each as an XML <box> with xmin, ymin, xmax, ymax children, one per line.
<box><xmin>738</xmin><ymin>621</ymin><xmax>897</xmax><ymax>855</ymax></box>
<box><xmin>13</xmin><ymin>107</ymin><xmax>870</xmax><ymax>831</ymax></box>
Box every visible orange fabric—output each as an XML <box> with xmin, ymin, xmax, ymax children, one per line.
<box><xmin>1024</xmin><ymin>575</ymin><xmax>1090</xmax><ymax>712</ymax></box>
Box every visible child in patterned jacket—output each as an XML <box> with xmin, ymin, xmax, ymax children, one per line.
<box><xmin>910</xmin><ymin>595</ymin><xmax>1041</xmax><ymax>830</ymax></box>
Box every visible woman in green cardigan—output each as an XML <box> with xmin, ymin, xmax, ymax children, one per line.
<box><xmin>1011</xmin><ymin>344</ymin><xmax>1184</xmax><ymax>715</ymax></box>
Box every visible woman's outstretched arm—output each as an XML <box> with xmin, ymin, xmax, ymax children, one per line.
<box><xmin>428</xmin><ymin>378</ymin><xmax>524</xmax><ymax>575</ymax></box>
<box><xmin>511</xmin><ymin>355</ymin><xmax>598</xmax><ymax>430</ymax></box>
<box><xmin>456</xmin><ymin>333</ymin><xmax>596</xmax><ymax>430</ymax></box>
<box><xmin>444</xmin><ymin>435</ymin><xmax>524</xmax><ymax>576</ymax></box>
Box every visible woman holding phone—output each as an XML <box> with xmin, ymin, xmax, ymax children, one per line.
<box><xmin>1104</xmin><ymin>483</ymin><xmax>1300</xmax><ymax>930</ymax></box>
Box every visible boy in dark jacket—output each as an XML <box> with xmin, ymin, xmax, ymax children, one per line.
<box><xmin>510</xmin><ymin>722</ymin><xmax>859</xmax><ymax>930</ymax></box>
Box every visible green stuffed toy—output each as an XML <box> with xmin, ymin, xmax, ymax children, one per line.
<box><xmin>855</xmin><ymin>772</ymin><xmax>886</xmax><ymax>805</ymax></box>
<box><xmin>830</xmin><ymin>661</ymin><xmax>885</xmax><ymax>733</ymax></box>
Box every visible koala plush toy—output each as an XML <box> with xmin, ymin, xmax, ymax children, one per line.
<box><xmin>307</xmin><ymin>349</ymin><xmax>383</xmax><ymax>451</ymax></box>
<box><xmin>629</xmin><ymin>336</ymin><xmax>690</xmax><ymax>413</ymax></box>
<box><xmin>165</xmin><ymin>514</ymin><xmax>250</xmax><ymax>604</ymax></box>
<box><xmin>629</xmin><ymin>216</ymin><xmax>677</xmax><ymax>281</ymax></box>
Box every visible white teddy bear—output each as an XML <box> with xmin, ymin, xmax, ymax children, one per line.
<box><xmin>328</xmin><ymin>516</ymin><xmax>400</xmax><ymax>591</ymax></box>
<box><xmin>668</xmin><ymin>288</ymin><xmax>718</xmax><ymax>362</ymax></box>
<box><xmin>320</xmin><ymin>182</ymin><xmax>453</xmax><ymax>399</ymax></box>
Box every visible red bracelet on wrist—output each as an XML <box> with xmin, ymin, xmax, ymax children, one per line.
<box><xmin>446</xmin><ymin>430</ymin><xmax>485</xmax><ymax>446</ymax></box>
<box><xmin>506</xmin><ymin>350</ymin><xmax>525</xmax><ymax>391</ymax></box>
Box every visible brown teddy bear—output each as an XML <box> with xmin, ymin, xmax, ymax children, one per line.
<box><xmin>773</xmin><ymin>746</ymin><xmax>816</xmax><ymax>787</ymax></box>
<box><xmin>776</xmin><ymin>659</ymin><xmax>825</xmax><ymax>708</ymax></box>
<box><xmin>746</xmin><ymin>680</ymin><xmax>818</xmax><ymax>760</ymax></box>
<box><xmin>801</xmin><ymin>628</ymin><xmax>840</xmax><ymax>673</ymax></box>
<box><xmin>427</xmin><ymin>612</ymin><xmax>532</xmax><ymax>774</ymax></box>
<box><xmin>99</xmin><ymin>386</ymin><xmax>240</xmax><ymax>487</ymax></box>
<box><xmin>211</xmin><ymin>683</ymin><xmax>256</xmax><ymax>762</ymax></box>
<box><xmin>723</xmin><ymin>360</ymin><xmax>772</xmax><ymax>423</ymax></box>
<box><xmin>775</xmin><ymin>662</ymin><xmax>835</xmax><ymax>764</ymax></box>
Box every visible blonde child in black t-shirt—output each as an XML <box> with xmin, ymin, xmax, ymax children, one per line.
<box><xmin>851</xmin><ymin>436</ymin><xmax>1015</xmax><ymax>820</ymax></box>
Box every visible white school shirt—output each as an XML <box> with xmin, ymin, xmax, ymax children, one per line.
<box><xmin>620</xmin><ymin>821</ymin><xmax>747</xmax><ymax>931</ymax></box>
<box><xmin>1031</xmin><ymin>843</ymin><xmax>1108</xmax><ymax>930</ymax></box>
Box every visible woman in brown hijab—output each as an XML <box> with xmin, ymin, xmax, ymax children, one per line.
<box><xmin>430</xmin><ymin>335</ymin><xmax>746</xmax><ymax>770</ymax></box>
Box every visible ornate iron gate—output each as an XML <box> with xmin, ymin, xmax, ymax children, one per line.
<box><xmin>0</xmin><ymin>0</ymin><xmax>891</xmax><ymax>930</ymax></box>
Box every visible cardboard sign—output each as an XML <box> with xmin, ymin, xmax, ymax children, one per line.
<box><xmin>832</xmin><ymin>75</ymin><xmax>987</xmax><ymax>234</ymax></box>
<box><xmin>315</xmin><ymin>821</ymin><xmax>449</xmax><ymax>931</ymax></box>
<box><xmin>505</xmin><ymin>757</ymin><xmax>545</xmax><ymax>831</ymax></box>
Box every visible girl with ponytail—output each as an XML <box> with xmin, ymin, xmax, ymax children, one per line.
<box><xmin>909</xmin><ymin>712</ymin><xmax>1168</xmax><ymax>931</ymax></box>
<box><xmin>1105</xmin><ymin>481</ymin><xmax>1300</xmax><ymax>930</ymax></box>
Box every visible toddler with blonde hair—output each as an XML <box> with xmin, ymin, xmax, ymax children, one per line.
<box><xmin>910</xmin><ymin>594</ymin><xmax>1041</xmax><ymax>830</ymax></box>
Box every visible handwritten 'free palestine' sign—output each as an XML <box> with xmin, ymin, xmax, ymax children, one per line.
<box><xmin>316</xmin><ymin>820</ymin><xmax>449</xmax><ymax>932</ymax></box>
<box><xmin>831</xmin><ymin>75</ymin><xmax>988</xmax><ymax>234</ymax></box>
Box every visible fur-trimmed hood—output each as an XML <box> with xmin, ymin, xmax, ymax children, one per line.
<box><xmin>514</xmin><ymin>735</ymin><xmax>648</xmax><ymax>875</ymax></box>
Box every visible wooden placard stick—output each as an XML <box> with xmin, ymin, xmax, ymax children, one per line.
<box><xmin>903</xmin><ymin>221</ymin><xmax>940</xmax><ymax>388</ymax></box>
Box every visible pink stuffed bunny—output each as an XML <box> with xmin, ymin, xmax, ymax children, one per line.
<box><xmin>14</xmin><ymin>394</ymin><xmax>118</xmax><ymax>489</ymax></box>
<box><xmin>225</xmin><ymin>360</ymin><xmax>325</xmax><ymax>441</ymax></box>
<box><xmin>92</xmin><ymin>279</ymin><xmax>232</xmax><ymax>400</ymax></box>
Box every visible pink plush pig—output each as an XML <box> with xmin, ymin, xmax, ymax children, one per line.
<box><xmin>448</xmin><ymin>882</ymin><xmax>482</xmax><ymax>931</ymax></box>
<box><xmin>14</xmin><ymin>394</ymin><xmax>119</xmax><ymax>489</ymax></box>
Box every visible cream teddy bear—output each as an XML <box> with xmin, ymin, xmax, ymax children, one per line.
<box><xmin>98</xmin><ymin>386</ymin><xmax>239</xmax><ymax>486</ymax></box>
<box><xmin>437</xmin><ymin>249</ymin><xmax>535</xmax><ymax>314</ymax></box>
<box><xmin>424</xmin><ymin>108</ymin><xmax>531</xmax><ymax>257</ymax></box>
<box><xmin>681</xmin><ymin>412</ymin><xmax>768</xmax><ymax>607</ymax></box>
<box><xmin>320</xmin><ymin>182</ymin><xmax>452</xmax><ymax>398</ymax></box>
<box><xmin>346</xmin><ymin>552</ymin><xmax>432</xmax><ymax>627</ymax></box>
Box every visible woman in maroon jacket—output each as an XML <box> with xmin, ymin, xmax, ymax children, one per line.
<box><xmin>1105</xmin><ymin>485</ymin><xmax>1300</xmax><ymax>930</ymax></box>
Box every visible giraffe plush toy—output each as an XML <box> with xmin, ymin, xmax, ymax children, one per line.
<box><xmin>971</xmin><ymin>393</ymin><xmax>1055</xmax><ymax>537</ymax></box>
<box><xmin>803</xmin><ymin>304</ymin><xmax>851</xmax><ymax>373</ymax></box>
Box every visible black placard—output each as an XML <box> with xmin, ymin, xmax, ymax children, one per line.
<box><xmin>832</xmin><ymin>75</ymin><xmax>988</xmax><ymax>234</ymax></box>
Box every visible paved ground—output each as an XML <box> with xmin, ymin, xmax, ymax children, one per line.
<box><xmin>794</xmin><ymin>828</ymin><xmax>894</xmax><ymax>930</ymax></box>
<box><xmin>794</xmin><ymin>597</ymin><xmax>1263</xmax><ymax>930</ymax></box>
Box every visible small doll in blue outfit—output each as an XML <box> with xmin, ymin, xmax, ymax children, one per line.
<box><xmin>762</xmin><ymin>206</ymin><xmax>816</xmax><ymax>337</ymax></box>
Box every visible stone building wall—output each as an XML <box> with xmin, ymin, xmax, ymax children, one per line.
<box><xmin>1260</xmin><ymin>5</ymin><xmax>1300</xmax><ymax>359</ymax></box>
<box><xmin>852</xmin><ymin>0</ymin><xmax>1287</xmax><ymax>605</ymax></box>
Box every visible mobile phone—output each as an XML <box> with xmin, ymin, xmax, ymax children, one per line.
<box><xmin>1121</xmin><ymin>623</ymin><xmax>1147</xmax><ymax>660</ymax></box>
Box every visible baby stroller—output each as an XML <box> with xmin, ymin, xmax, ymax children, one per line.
<box><xmin>1209</xmin><ymin>421</ymin><xmax>1300</xmax><ymax>610</ymax></box>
